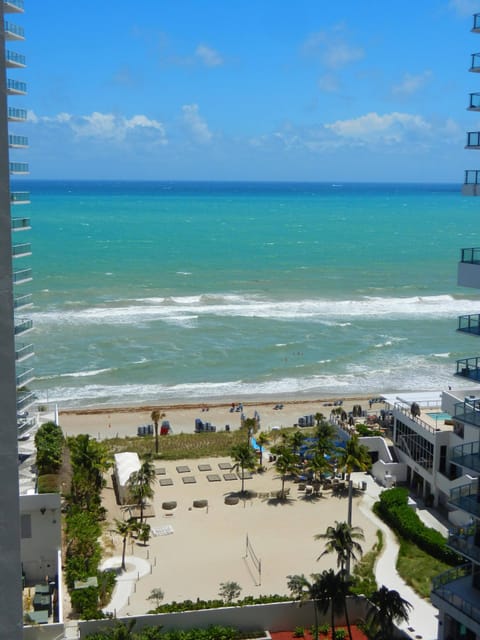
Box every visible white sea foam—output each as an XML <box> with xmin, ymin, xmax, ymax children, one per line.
<box><xmin>30</xmin><ymin>293</ymin><xmax>478</xmax><ymax>326</ymax></box>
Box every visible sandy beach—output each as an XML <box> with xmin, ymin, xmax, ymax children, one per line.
<box><xmin>100</xmin><ymin>458</ymin><xmax>378</xmax><ymax>615</ymax></box>
<box><xmin>58</xmin><ymin>395</ymin><xmax>386</xmax><ymax>440</ymax></box>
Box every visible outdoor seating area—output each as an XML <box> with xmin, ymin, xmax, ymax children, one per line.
<box><xmin>23</xmin><ymin>581</ymin><xmax>55</xmax><ymax>626</ymax></box>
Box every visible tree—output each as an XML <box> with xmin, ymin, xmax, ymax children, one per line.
<box><xmin>315</xmin><ymin>569</ymin><xmax>346</xmax><ymax>640</ymax></box>
<box><xmin>289</xmin><ymin>430</ymin><xmax>306</xmax><ymax>457</ymax></box>
<box><xmin>114</xmin><ymin>518</ymin><xmax>136</xmax><ymax>571</ymax></box>
<box><xmin>147</xmin><ymin>587</ymin><xmax>165</xmax><ymax>609</ymax></box>
<box><xmin>151</xmin><ymin>408</ymin><xmax>165</xmax><ymax>455</ymax></box>
<box><xmin>256</xmin><ymin>431</ymin><xmax>270</xmax><ymax>466</ymax></box>
<box><xmin>128</xmin><ymin>460</ymin><xmax>156</xmax><ymax>523</ymax></box>
<box><xmin>337</xmin><ymin>434</ymin><xmax>371</xmax><ymax>536</ymax></box>
<box><xmin>315</xmin><ymin>521</ymin><xmax>364</xmax><ymax>575</ymax></box>
<box><xmin>230</xmin><ymin>442</ymin><xmax>257</xmax><ymax>494</ymax></box>
<box><xmin>137</xmin><ymin>522</ymin><xmax>151</xmax><ymax>546</ymax></box>
<box><xmin>218</xmin><ymin>580</ymin><xmax>242</xmax><ymax>603</ymax></box>
<box><xmin>306</xmin><ymin>451</ymin><xmax>333</xmax><ymax>483</ymax></box>
<box><xmin>272</xmin><ymin>445</ymin><xmax>297</xmax><ymax>499</ymax></box>
<box><xmin>367</xmin><ymin>585</ymin><xmax>412</xmax><ymax>640</ymax></box>
<box><xmin>287</xmin><ymin>573</ymin><xmax>324</xmax><ymax>640</ymax></box>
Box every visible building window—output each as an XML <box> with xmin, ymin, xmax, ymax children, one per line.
<box><xmin>20</xmin><ymin>514</ymin><xmax>31</xmax><ymax>539</ymax></box>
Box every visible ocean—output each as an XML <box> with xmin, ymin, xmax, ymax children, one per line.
<box><xmin>18</xmin><ymin>180</ymin><xmax>480</xmax><ymax>408</ymax></box>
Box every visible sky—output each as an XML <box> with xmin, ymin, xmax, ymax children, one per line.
<box><xmin>10</xmin><ymin>0</ymin><xmax>480</xmax><ymax>182</ymax></box>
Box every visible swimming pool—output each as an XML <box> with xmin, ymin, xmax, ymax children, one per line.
<box><xmin>426</xmin><ymin>412</ymin><xmax>451</xmax><ymax>421</ymax></box>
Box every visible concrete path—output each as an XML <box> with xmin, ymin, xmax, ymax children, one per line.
<box><xmin>357</xmin><ymin>473</ymin><xmax>440</xmax><ymax>640</ymax></box>
<box><xmin>100</xmin><ymin>556</ymin><xmax>151</xmax><ymax>616</ymax></box>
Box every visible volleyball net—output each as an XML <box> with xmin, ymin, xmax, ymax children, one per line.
<box><xmin>244</xmin><ymin>533</ymin><xmax>262</xmax><ymax>586</ymax></box>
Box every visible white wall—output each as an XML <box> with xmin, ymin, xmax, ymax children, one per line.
<box><xmin>20</xmin><ymin>493</ymin><xmax>61</xmax><ymax>584</ymax></box>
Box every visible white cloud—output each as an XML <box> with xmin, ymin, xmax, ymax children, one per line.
<box><xmin>195</xmin><ymin>44</ymin><xmax>223</xmax><ymax>67</ymax></box>
<box><xmin>392</xmin><ymin>71</ymin><xmax>432</xmax><ymax>97</ymax></box>
<box><xmin>318</xmin><ymin>73</ymin><xmax>340</xmax><ymax>93</ymax></box>
<box><xmin>303</xmin><ymin>26</ymin><xmax>364</xmax><ymax>69</ymax></box>
<box><xmin>181</xmin><ymin>104</ymin><xmax>212</xmax><ymax>143</ymax></box>
<box><xmin>325</xmin><ymin>112</ymin><xmax>431</xmax><ymax>144</ymax></box>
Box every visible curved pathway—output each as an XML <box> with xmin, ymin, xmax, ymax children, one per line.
<box><xmin>100</xmin><ymin>555</ymin><xmax>151</xmax><ymax>616</ymax></box>
<box><xmin>358</xmin><ymin>473</ymin><xmax>440</xmax><ymax>640</ymax></box>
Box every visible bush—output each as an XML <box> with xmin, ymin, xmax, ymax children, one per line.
<box><xmin>294</xmin><ymin>627</ymin><xmax>304</xmax><ymax>638</ymax></box>
<box><xmin>374</xmin><ymin>488</ymin><xmax>462</xmax><ymax>565</ymax></box>
<box><xmin>37</xmin><ymin>473</ymin><xmax>60</xmax><ymax>493</ymax></box>
<box><xmin>334</xmin><ymin>630</ymin><xmax>346</xmax><ymax>640</ymax></box>
<box><xmin>70</xmin><ymin>586</ymin><xmax>105</xmax><ymax>620</ymax></box>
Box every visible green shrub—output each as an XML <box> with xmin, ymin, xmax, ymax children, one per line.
<box><xmin>35</xmin><ymin>422</ymin><xmax>64</xmax><ymax>474</ymax></box>
<box><xmin>294</xmin><ymin>627</ymin><xmax>304</xmax><ymax>637</ymax></box>
<box><xmin>334</xmin><ymin>630</ymin><xmax>346</xmax><ymax>640</ymax></box>
<box><xmin>37</xmin><ymin>473</ymin><xmax>60</xmax><ymax>493</ymax></box>
<box><xmin>70</xmin><ymin>586</ymin><xmax>104</xmax><ymax>620</ymax></box>
<box><xmin>318</xmin><ymin>624</ymin><xmax>330</xmax><ymax>635</ymax></box>
<box><xmin>374</xmin><ymin>488</ymin><xmax>462</xmax><ymax>565</ymax></box>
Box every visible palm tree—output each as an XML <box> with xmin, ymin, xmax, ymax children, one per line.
<box><xmin>315</xmin><ymin>520</ymin><xmax>364</xmax><ymax>575</ymax></box>
<box><xmin>128</xmin><ymin>460</ymin><xmax>156</xmax><ymax>523</ymax></box>
<box><xmin>315</xmin><ymin>569</ymin><xmax>346</xmax><ymax>640</ymax></box>
<box><xmin>287</xmin><ymin>573</ymin><xmax>323</xmax><ymax>640</ymax></box>
<box><xmin>367</xmin><ymin>585</ymin><xmax>412</xmax><ymax>640</ymax></box>
<box><xmin>256</xmin><ymin>431</ymin><xmax>270</xmax><ymax>466</ymax></box>
<box><xmin>306</xmin><ymin>451</ymin><xmax>333</xmax><ymax>484</ymax></box>
<box><xmin>289</xmin><ymin>430</ymin><xmax>306</xmax><ymax>457</ymax></box>
<box><xmin>309</xmin><ymin>419</ymin><xmax>337</xmax><ymax>459</ymax></box>
<box><xmin>151</xmin><ymin>408</ymin><xmax>166</xmax><ymax>455</ymax></box>
<box><xmin>272</xmin><ymin>445</ymin><xmax>297</xmax><ymax>499</ymax></box>
<box><xmin>114</xmin><ymin>518</ymin><xmax>135</xmax><ymax>571</ymax></box>
<box><xmin>230</xmin><ymin>442</ymin><xmax>257</xmax><ymax>494</ymax></box>
<box><xmin>337</xmin><ymin>433</ymin><xmax>371</xmax><ymax>531</ymax></box>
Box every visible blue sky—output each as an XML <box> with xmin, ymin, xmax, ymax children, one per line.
<box><xmin>11</xmin><ymin>0</ymin><xmax>480</xmax><ymax>181</ymax></box>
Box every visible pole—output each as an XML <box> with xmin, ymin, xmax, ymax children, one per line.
<box><xmin>346</xmin><ymin>476</ymin><xmax>353</xmax><ymax>576</ymax></box>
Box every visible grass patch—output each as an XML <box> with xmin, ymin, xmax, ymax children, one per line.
<box><xmin>37</xmin><ymin>473</ymin><xmax>61</xmax><ymax>493</ymax></box>
<box><xmin>352</xmin><ymin>529</ymin><xmax>383</xmax><ymax>597</ymax></box>
<box><xmin>396</xmin><ymin>537</ymin><xmax>450</xmax><ymax>599</ymax></box>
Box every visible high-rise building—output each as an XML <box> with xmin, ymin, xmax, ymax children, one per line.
<box><xmin>0</xmin><ymin>0</ymin><xmax>30</xmax><ymax>636</ymax></box>
<box><xmin>463</xmin><ymin>13</ymin><xmax>480</xmax><ymax>196</ymax></box>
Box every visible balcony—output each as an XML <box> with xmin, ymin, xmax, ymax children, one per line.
<box><xmin>449</xmin><ymin>480</ymin><xmax>480</xmax><ymax>518</ymax></box>
<box><xmin>474</xmin><ymin>13</ymin><xmax>480</xmax><ymax>33</ymax></box>
<box><xmin>12</xmin><ymin>241</ymin><xmax>30</xmax><ymax>258</ymax></box>
<box><xmin>8</xmin><ymin>134</ymin><xmax>27</xmax><ymax>148</ymax></box>
<box><xmin>458</xmin><ymin>314</ymin><xmax>480</xmax><ymax>336</ymax></box>
<box><xmin>7</xmin><ymin>78</ymin><xmax>26</xmax><ymax>95</ymax></box>
<box><xmin>431</xmin><ymin>565</ymin><xmax>480</xmax><ymax>631</ymax></box>
<box><xmin>16</xmin><ymin>391</ymin><xmax>36</xmax><ymax>413</ymax></box>
<box><xmin>454</xmin><ymin>397</ymin><xmax>480</xmax><ymax>427</ymax></box>
<box><xmin>15</xmin><ymin>342</ymin><xmax>33</xmax><ymax>362</ymax></box>
<box><xmin>4</xmin><ymin>20</ymin><xmax>24</xmax><ymax>40</ymax></box>
<box><xmin>466</xmin><ymin>132</ymin><xmax>480</xmax><ymax>149</ymax></box>
<box><xmin>470</xmin><ymin>53</ymin><xmax>480</xmax><ymax>73</ymax></box>
<box><xmin>16</xmin><ymin>366</ymin><xmax>34</xmax><ymax>388</ymax></box>
<box><xmin>462</xmin><ymin>171</ymin><xmax>480</xmax><ymax>195</ymax></box>
<box><xmin>11</xmin><ymin>216</ymin><xmax>30</xmax><ymax>230</ymax></box>
<box><xmin>455</xmin><ymin>357</ymin><xmax>480</xmax><ymax>382</ymax></box>
<box><xmin>13</xmin><ymin>293</ymin><xmax>32</xmax><ymax>310</ymax></box>
<box><xmin>8</xmin><ymin>107</ymin><xmax>26</xmax><ymax>122</ymax></box>
<box><xmin>468</xmin><ymin>93</ymin><xmax>480</xmax><ymax>110</ymax></box>
<box><xmin>458</xmin><ymin>247</ymin><xmax>480</xmax><ymax>284</ymax></box>
<box><xmin>448</xmin><ymin>525</ymin><xmax>480</xmax><ymax>564</ymax></box>
<box><xmin>14</xmin><ymin>318</ymin><xmax>32</xmax><ymax>335</ymax></box>
<box><xmin>13</xmin><ymin>267</ymin><xmax>31</xmax><ymax>284</ymax></box>
<box><xmin>4</xmin><ymin>0</ymin><xmax>25</xmax><ymax>13</ymax></box>
<box><xmin>11</xmin><ymin>192</ymin><xmax>30</xmax><ymax>205</ymax></box>
<box><xmin>9</xmin><ymin>161</ymin><xmax>28</xmax><ymax>174</ymax></box>
<box><xmin>451</xmin><ymin>440</ymin><xmax>480</xmax><ymax>474</ymax></box>
<box><xmin>6</xmin><ymin>49</ymin><xmax>25</xmax><ymax>68</ymax></box>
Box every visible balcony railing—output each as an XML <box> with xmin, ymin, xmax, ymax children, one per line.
<box><xmin>13</xmin><ymin>267</ymin><xmax>31</xmax><ymax>284</ymax></box>
<box><xmin>9</xmin><ymin>161</ymin><xmax>28</xmax><ymax>174</ymax></box>
<box><xmin>468</xmin><ymin>93</ymin><xmax>480</xmax><ymax>110</ymax></box>
<box><xmin>11</xmin><ymin>216</ymin><xmax>30</xmax><ymax>230</ymax></box>
<box><xmin>432</xmin><ymin>564</ymin><xmax>480</xmax><ymax>625</ymax></box>
<box><xmin>448</xmin><ymin>526</ymin><xmax>480</xmax><ymax>563</ymax></box>
<box><xmin>14</xmin><ymin>318</ymin><xmax>32</xmax><ymax>335</ymax></box>
<box><xmin>460</xmin><ymin>247</ymin><xmax>480</xmax><ymax>263</ymax></box>
<box><xmin>451</xmin><ymin>440</ymin><xmax>480</xmax><ymax>473</ymax></box>
<box><xmin>13</xmin><ymin>293</ymin><xmax>32</xmax><ymax>309</ymax></box>
<box><xmin>16</xmin><ymin>367</ymin><xmax>34</xmax><ymax>388</ymax></box>
<box><xmin>15</xmin><ymin>342</ymin><xmax>33</xmax><ymax>362</ymax></box>
<box><xmin>8</xmin><ymin>134</ymin><xmax>27</xmax><ymax>148</ymax></box>
<box><xmin>455</xmin><ymin>357</ymin><xmax>480</xmax><ymax>381</ymax></box>
<box><xmin>464</xmin><ymin>171</ymin><xmax>480</xmax><ymax>186</ymax></box>
<box><xmin>471</xmin><ymin>53</ymin><xmax>480</xmax><ymax>72</ymax></box>
<box><xmin>458</xmin><ymin>314</ymin><xmax>480</xmax><ymax>335</ymax></box>
<box><xmin>8</xmin><ymin>107</ymin><xmax>26</xmax><ymax>121</ymax></box>
<box><xmin>7</xmin><ymin>78</ymin><xmax>26</xmax><ymax>95</ymax></box>
<box><xmin>4</xmin><ymin>0</ymin><xmax>25</xmax><ymax>12</ymax></box>
<box><xmin>450</xmin><ymin>480</ymin><xmax>480</xmax><ymax>518</ymax></box>
<box><xmin>16</xmin><ymin>391</ymin><xmax>36</xmax><ymax>412</ymax></box>
<box><xmin>4</xmin><ymin>20</ymin><xmax>24</xmax><ymax>39</ymax></box>
<box><xmin>6</xmin><ymin>49</ymin><xmax>25</xmax><ymax>67</ymax></box>
<box><xmin>466</xmin><ymin>132</ymin><xmax>480</xmax><ymax>148</ymax></box>
<box><xmin>12</xmin><ymin>241</ymin><xmax>30</xmax><ymax>257</ymax></box>
<box><xmin>10</xmin><ymin>192</ymin><xmax>30</xmax><ymax>205</ymax></box>
<box><xmin>454</xmin><ymin>397</ymin><xmax>480</xmax><ymax>426</ymax></box>
<box><xmin>474</xmin><ymin>13</ymin><xmax>480</xmax><ymax>31</ymax></box>
<box><xmin>394</xmin><ymin>402</ymin><xmax>447</xmax><ymax>434</ymax></box>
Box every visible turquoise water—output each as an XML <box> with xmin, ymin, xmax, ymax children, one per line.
<box><xmin>18</xmin><ymin>180</ymin><xmax>480</xmax><ymax>408</ymax></box>
<box><xmin>426</xmin><ymin>412</ymin><xmax>452</xmax><ymax>420</ymax></box>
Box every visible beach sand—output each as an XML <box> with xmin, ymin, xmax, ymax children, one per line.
<box><xmin>58</xmin><ymin>395</ymin><xmax>386</xmax><ymax>440</ymax></box>
<box><xmin>100</xmin><ymin>458</ymin><xmax>378</xmax><ymax>615</ymax></box>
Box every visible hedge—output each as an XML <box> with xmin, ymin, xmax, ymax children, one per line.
<box><xmin>373</xmin><ymin>487</ymin><xmax>462</xmax><ymax>566</ymax></box>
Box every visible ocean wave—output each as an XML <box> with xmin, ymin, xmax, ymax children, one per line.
<box><xmin>29</xmin><ymin>293</ymin><xmax>479</xmax><ymax>326</ymax></box>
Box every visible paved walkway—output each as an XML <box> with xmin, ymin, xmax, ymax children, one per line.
<box><xmin>357</xmin><ymin>473</ymin><xmax>440</xmax><ymax>640</ymax></box>
<box><xmin>100</xmin><ymin>556</ymin><xmax>151</xmax><ymax>616</ymax></box>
